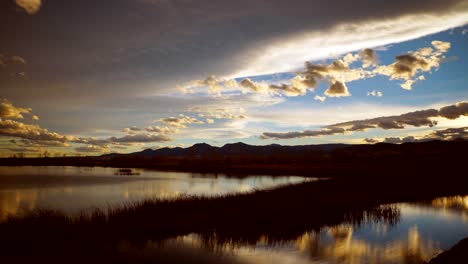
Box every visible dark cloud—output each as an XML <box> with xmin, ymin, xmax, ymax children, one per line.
<box><xmin>109</xmin><ymin>134</ymin><xmax>171</xmax><ymax>143</ymax></box>
<box><xmin>439</xmin><ymin>102</ymin><xmax>468</xmax><ymax>119</ymax></box>
<box><xmin>392</xmin><ymin>54</ymin><xmax>429</xmax><ymax>79</ymax></box>
<box><xmin>428</xmin><ymin>126</ymin><xmax>467</xmax><ymax>140</ymax></box>
<box><xmin>261</xmin><ymin>127</ymin><xmax>345</xmax><ymax>140</ymax></box>
<box><xmin>261</xmin><ymin>102</ymin><xmax>468</xmax><ymax>139</ymax></box>
<box><xmin>365</xmin><ymin>127</ymin><xmax>467</xmax><ymax>144</ymax></box>
<box><xmin>382</xmin><ymin>136</ymin><xmax>418</xmax><ymax>144</ymax></box>
<box><xmin>359</xmin><ymin>48</ymin><xmax>379</xmax><ymax>68</ymax></box>
<box><xmin>269</xmin><ymin>84</ymin><xmax>307</xmax><ymax>97</ymax></box>
<box><xmin>330</xmin><ymin>108</ymin><xmax>440</xmax><ymax>130</ymax></box>
<box><xmin>324</xmin><ymin>81</ymin><xmax>350</xmax><ymax>97</ymax></box>
<box><xmin>363</xmin><ymin>138</ymin><xmax>379</xmax><ymax>144</ymax></box>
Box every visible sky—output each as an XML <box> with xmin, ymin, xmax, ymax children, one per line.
<box><xmin>0</xmin><ymin>0</ymin><xmax>468</xmax><ymax>157</ymax></box>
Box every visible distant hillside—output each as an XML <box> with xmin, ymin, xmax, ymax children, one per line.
<box><xmin>1</xmin><ymin>140</ymin><xmax>466</xmax><ymax>176</ymax></box>
<box><xmin>99</xmin><ymin>142</ymin><xmax>350</xmax><ymax>159</ymax></box>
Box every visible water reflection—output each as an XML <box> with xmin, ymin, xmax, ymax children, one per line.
<box><xmin>142</xmin><ymin>195</ymin><xmax>468</xmax><ymax>264</ymax></box>
<box><xmin>0</xmin><ymin>166</ymin><xmax>311</xmax><ymax>219</ymax></box>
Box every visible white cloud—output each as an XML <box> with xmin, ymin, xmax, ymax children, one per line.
<box><xmin>314</xmin><ymin>95</ymin><xmax>326</xmax><ymax>102</ymax></box>
<box><xmin>230</xmin><ymin>11</ymin><xmax>467</xmax><ymax>77</ymax></box>
<box><xmin>367</xmin><ymin>90</ymin><xmax>383</xmax><ymax>97</ymax></box>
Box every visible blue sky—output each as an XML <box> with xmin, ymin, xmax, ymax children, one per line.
<box><xmin>0</xmin><ymin>0</ymin><xmax>467</xmax><ymax>156</ymax></box>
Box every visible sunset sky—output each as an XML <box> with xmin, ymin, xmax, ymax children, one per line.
<box><xmin>1</xmin><ymin>0</ymin><xmax>468</xmax><ymax>156</ymax></box>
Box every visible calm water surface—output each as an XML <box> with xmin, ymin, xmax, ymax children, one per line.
<box><xmin>1</xmin><ymin>166</ymin><xmax>467</xmax><ymax>263</ymax></box>
<box><xmin>0</xmin><ymin>166</ymin><xmax>311</xmax><ymax>218</ymax></box>
<box><xmin>118</xmin><ymin>196</ymin><xmax>468</xmax><ymax>264</ymax></box>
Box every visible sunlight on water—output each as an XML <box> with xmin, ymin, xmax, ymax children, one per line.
<box><xmin>0</xmin><ymin>166</ymin><xmax>311</xmax><ymax>219</ymax></box>
<box><xmin>142</xmin><ymin>196</ymin><xmax>468</xmax><ymax>264</ymax></box>
<box><xmin>1</xmin><ymin>166</ymin><xmax>467</xmax><ymax>263</ymax></box>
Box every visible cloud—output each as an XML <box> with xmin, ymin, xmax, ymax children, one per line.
<box><xmin>291</xmin><ymin>75</ymin><xmax>318</xmax><ymax>90</ymax></box>
<box><xmin>190</xmin><ymin>107</ymin><xmax>246</xmax><ymax>120</ymax></box>
<box><xmin>75</xmin><ymin>145</ymin><xmax>110</xmax><ymax>153</ymax></box>
<box><xmin>10</xmin><ymin>56</ymin><xmax>27</xmax><ymax>65</ymax></box>
<box><xmin>15</xmin><ymin>0</ymin><xmax>42</xmax><ymax>14</ymax></box>
<box><xmin>428</xmin><ymin>126</ymin><xmax>468</xmax><ymax>140</ymax></box>
<box><xmin>9</xmin><ymin>138</ymin><xmax>69</xmax><ymax>149</ymax></box>
<box><xmin>261</xmin><ymin>102</ymin><xmax>468</xmax><ymax>139</ymax></box>
<box><xmin>373</xmin><ymin>41</ymin><xmax>450</xmax><ymax>89</ymax></box>
<box><xmin>144</xmin><ymin>125</ymin><xmax>174</xmax><ymax>134</ymax></box>
<box><xmin>2</xmin><ymin>0</ymin><xmax>467</xmax><ymax>129</ymax></box>
<box><xmin>117</xmin><ymin>114</ymin><xmax>206</xmax><ymax>143</ymax></box>
<box><xmin>177</xmin><ymin>40</ymin><xmax>450</xmax><ymax>100</ymax></box>
<box><xmin>0</xmin><ymin>99</ymin><xmax>188</xmax><ymax>155</ymax></box>
<box><xmin>122</xmin><ymin>126</ymin><xmax>142</xmax><ymax>134</ymax></box>
<box><xmin>365</xmin><ymin>126</ymin><xmax>467</xmax><ymax>144</ymax></box>
<box><xmin>367</xmin><ymin>90</ymin><xmax>383</xmax><ymax>97</ymax></box>
<box><xmin>72</xmin><ymin>132</ymin><xmax>172</xmax><ymax>147</ymax></box>
<box><xmin>438</xmin><ymin>101</ymin><xmax>468</xmax><ymax>119</ymax></box>
<box><xmin>158</xmin><ymin>114</ymin><xmax>204</xmax><ymax>129</ymax></box>
<box><xmin>324</xmin><ymin>81</ymin><xmax>350</xmax><ymax>97</ymax></box>
<box><xmin>431</xmin><ymin>40</ymin><xmax>451</xmax><ymax>53</ymax></box>
<box><xmin>342</xmin><ymin>53</ymin><xmax>360</xmax><ymax>66</ymax></box>
<box><xmin>392</xmin><ymin>54</ymin><xmax>430</xmax><ymax>79</ymax></box>
<box><xmin>269</xmin><ymin>84</ymin><xmax>307</xmax><ymax>97</ymax></box>
<box><xmin>382</xmin><ymin>136</ymin><xmax>418</xmax><ymax>144</ymax></box>
<box><xmin>231</xmin><ymin>2</ymin><xmax>467</xmax><ymax>77</ymax></box>
<box><xmin>189</xmin><ymin>76</ymin><xmax>223</xmax><ymax>96</ymax></box>
<box><xmin>363</xmin><ymin>138</ymin><xmax>379</xmax><ymax>144</ymax></box>
<box><xmin>240</xmin><ymin>78</ymin><xmax>269</xmax><ymax>93</ymax></box>
<box><xmin>359</xmin><ymin>48</ymin><xmax>379</xmax><ymax>68</ymax></box>
<box><xmin>261</xmin><ymin>127</ymin><xmax>345</xmax><ymax>140</ymax></box>
<box><xmin>180</xmin><ymin>76</ymin><xmax>239</xmax><ymax>95</ymax></box>
<box><xmin>108</xmin><ymin>133</ymin><xmax>171</xmax><ymax>143</ymax></box>
<box><xmin>0</xmin><ymin>99</ymin><xmax>34</xmax><ymax>119</ymax></box>
<box><xmin>400</xmin><ymin>75</ymin><xmax>425</xmax><ymax>90</ymax></box>
<box><xmin>0</xmin><ymin>119</ymin><xmax>70</xmax><ymax>143</ymax></box>
<box><xmin>314</xmin><ymin>95</ymin><xmax>326</xmax><ymax>102</ymax></box>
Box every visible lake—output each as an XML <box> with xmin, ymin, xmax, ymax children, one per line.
<box><xmin>0</xmin><ymin>166</ymin><xmax>311</xmax><ymax>219</ymax></box>
<box><xmin>112</xmin><ymin>196</ymin><xmax>468</xmax><ymax>264</ymax></box>
<box><xmin>0</xmin><ymin>166</ymin><xmax>467</xmax><ymax>263</ymax></box>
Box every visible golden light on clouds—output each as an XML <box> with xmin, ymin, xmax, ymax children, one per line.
<box><xmin>15</xmin><ymin>0</ymin><xmax>42</xmax><ymax>14</ymax></box>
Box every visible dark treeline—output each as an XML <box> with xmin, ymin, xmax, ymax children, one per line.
<box><xmin>1</xmin><ymin>140</ymin><xmax>466</xmax><ymax>177</ymax></box>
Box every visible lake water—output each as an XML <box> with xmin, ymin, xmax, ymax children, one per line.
<box><xmin>0</xmin><ymin>166</ymin><xmax>311</xmax><ymax>219</ymax></box>
<box><xmin>116</xmin><ymin>196</ymin><xmax>468</xmax><ymax>264</ymax></box>
<box><xmin>1</xmin><ymin>166</ymin><xmax>467</xmax><ymax>263</ymax></box>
